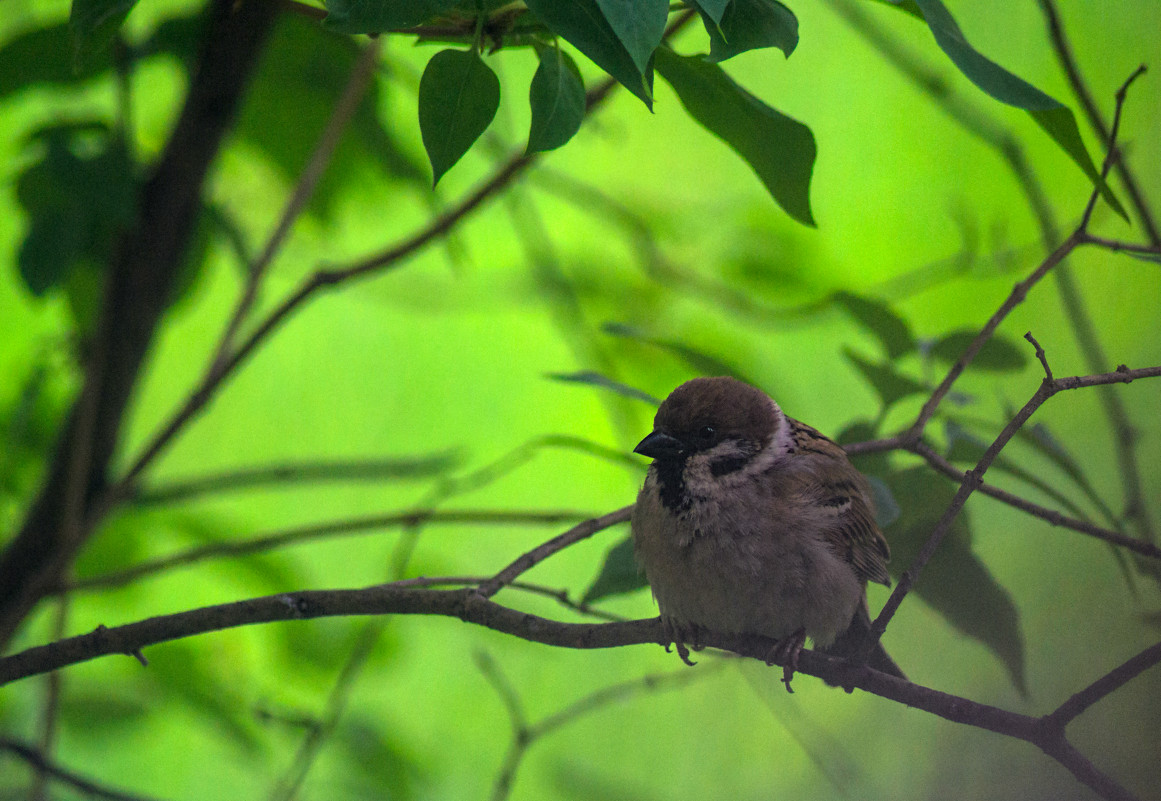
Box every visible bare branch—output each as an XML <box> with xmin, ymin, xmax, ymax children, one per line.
<box><xmin>1044</xmin><ymin>640</ymin><xmax>1161</xmax><ymax>727</ymax></box>
<box><xmin>1079</xmin><ymin>234</ymin><xmax>1161</xmax><ymax>257</ymax></box>
<box><xmin>907</xmin><ymin>231</ymin><xmax>1083</xmax><ymax>439</ymax></box>
<box><xmin>211</xmin><ymin>36</ymin><xmax>384</xmax><ymax>374</ymax></box>
<box><xmin>474</xmin><ymin>506</ymin><xmax>633</xmax><ymax>598</ymax></box>
<box><xmin>874</xmin><ymin>363</ymin><xmax>1161</xmax><ymax>638</ymax></box>
<box><xmin>1078</xmin><ymin>66</ymin><xmax>1147</xmax><ymax>231</ymax></box>
<box><xmin>0</xmin><ymin>735</ymin><xmax>165</xmax><ymax>801</ymax></box>
<box><xmin>61</xmin><ymin>510</ymin><xmax>593</xmax><ymax>593</ymax></box>
<box><xmin>131</xmin><ymin>453</ymin><xmax>461</xmax><ymax>505</ymax></box>
<box><xmin>907</xmin><ymin>441</ymin><xmax>1161</xmax><ymax>561</ymax></box>
<box><xmin>1037</xmin><ymin>0</ymin><xmax>1159</xmax><ymax>245</ymax></box>
<box><xmin>0</xmin><ymin>581</ymin><xmax>1147</xmax><ymax>801</ymax></box>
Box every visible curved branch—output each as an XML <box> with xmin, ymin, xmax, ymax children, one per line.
<box><xmin>0</xmin><ymin>735</ymin><xmax>163</xmax><ymax>801</ymax></box>
<box><xmin>0</xmin><ymin>583</ymin><xmax>1143</xmax><ymax>801</ymax></box>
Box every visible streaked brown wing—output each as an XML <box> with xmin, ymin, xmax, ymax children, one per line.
<box><xmin>787</xmin><ymin>417</ymin><xmax>892</xmax><ymax>586</ymax></box>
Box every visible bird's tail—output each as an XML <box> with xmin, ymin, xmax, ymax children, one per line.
<box><xmin>823</xmin><ymin>600</ymin><xmax>906</xmax><ymax>681</ymax></box>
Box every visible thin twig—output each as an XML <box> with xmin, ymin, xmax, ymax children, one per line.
<box><xmin>906</xmin><ymin>441</ymin><xmax>1161</xmax><ymax>560</ymax></box>
<box><xmin>473</xmin><ymin>506</ymin><xmax>633</xmax><ymax>599</ymax></box>
<box><xmin>831</xmin><ymin>0</ymin><xmax>1158</xmax><ymax>551</ymax></box>
<box><xmin>131</xmin><ymin>452</ymin><xmax>461</xmax><ymax>505</ymax></box>
<box><xmin>873</xmin><ymin>363</ymin><xmax>1161</xmax><ymax>637</ymax></box>
<box><xmin>1036</xmin><ymin>0</ymin><xmax>1159</xmax><ymax>245</ymax></box>
<box><xmin>484</xmin><ymin>661</ymin><xmax>714</xmax><ymax>801</ymax></box>
<box><xmin>1043</xmin><ymin>640</ymin><xmax>1161</xmax><ymax>727</ymax></box>
<box><xmin>211</xmin><ymin>36</ymin><xmax>384</xmax><ymax>375</ymax></box>
<box><xmin>907</xmin><ymin>231</ymin><xmax>1083</xmax><ymax>439</ymax></box>
<box><xmin>1024</xmin><ymin>332</ymin><xmax>1053</xmax><ymax>381</ymax></box>
<box><xmin>60</xmin><ymin>510</ymin><xmax>593</xmax><ymax>593</ymax></box>
<box><xmin>1077</xmin><ymin>66</ymin><xmax>1146</xmax><ymax>231</ymax></box>
<box><xmin>0</xmin><ymin>736</ymin><xmax>165</xmax><ymax>801</ymax></box>
<box><xmin>389</xmin><ymin>576</ymin><xmax>625</xmax><ymax>621</ymax></box>
<box><xmin>1078</xmin><ymin>234</ymin><xmax>1161</xmax><ymax>257</ymax></box>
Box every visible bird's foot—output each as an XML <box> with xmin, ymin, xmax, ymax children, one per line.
<box><xmin>765</xmin><ymin>628</ymin><xmax>806</xmax><ymax>693</ymax></box>
<box><xmin>662</xmin><ymin>619</ymin><xmax>698</xmax><ymax>666</ymax></box>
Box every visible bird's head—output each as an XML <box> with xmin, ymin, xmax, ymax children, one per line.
<box><xmin>634</xmin><ymin>377</ymin><xmax>791</xmax><ymax>476</ymax></box>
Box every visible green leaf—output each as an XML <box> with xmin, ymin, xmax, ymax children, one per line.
<box><xmin>527</xmin><ymin>46</ymin><xmax>587</xmax><ymax>154</ymax></box>
<box><xmin>843</xmin><ymin>348</ymin><xmax>928</xmax><ymax>409</ymax></box>
<box><xmin>693</xmin><ymin>0</ymin><xmax>732</xmax><ymax>25</ymax></box>
<box><xmin>418</xmin><ymin>49</ymin><xmax>501</xmax><ymax>186</ymax></box>
<box><xmin>884</xmin><ymin>467</ymin><xmax>1026</xmax><ymax>693</ymax></box>
<box><xmin>928</xmin><ymin>330</ymin><xmax>1029</xmax><ymax>372</ymax></box>
<box><xmin>594</xmin><ymin>0</ymin><xmax>669</xmax><ymax>74</ymax></box>
<box><xmin>654</xmin><ymin>48</ymin><xmax>816</xmax><ymax>226</ymax></box>
<box><xmin>546</xmin><ymin>371</ymin><xmax>659</xmax><ymax>404</ymax></box>
<box><xmin>910</xmin><ymin>0</ymin><xmax>1124</xmax><ymax>219</ymax></box>
<box><xmin>582</xmin><ymin>536</ymin><xmax>647</xmax><ymax>603</ymax></box>
<box><xmin>701</xmin><ymin>0</ymin><xmax>799</xmax><ymax>62</ymax></box>
<box><xmin>15</xmin><ymin>124</ymin><xmax>137</xmax><ymax>297</ymax></box>
<box><xmin>338</xmin><ymin>717</ymin><xmax>425</xmax><ymax>800</ymax></box>
<box><xmin>867</xmin><ymin>0</ymin><xmax>924</xmax><ymax>21</ymax></box>
<box><xmin>69</xmin><ymin>0</ymin><xmax>137</xmax><ymax>68</ymax></box>
<box><xmin>524</xmin><ymin>0</ymin><xmax>653</xmax><ymax>108</ymax></box>
<box><xmin>323</xmin><ymin>0</ymin><xmax>459</xmax><ymax>33</ymax></box>
<box><xmin>832</xmin><ymin>291</ymin><xmax>915</xmax><ymax>359</ymax></box>
<box><xmin>603</xmin><ymin>322</ymin><xmax>751</xmax><ymax>381</ymax></box>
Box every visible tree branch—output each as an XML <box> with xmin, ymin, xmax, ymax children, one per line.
<box><xmin>0</xmin><ymin>735</ymin><xmax>164</xmax><ymax>801</ymax></box>
<box><xmin>873</xmin><ymin>361</ymin><xmax>1161</xmax><ymax>638</ymax></box>
<box><xmin>0</xmin><ymin>0</ymin><xmax>279</xmax><ymax>651</ymax></box>
<box><xmin>0</xmin><ymin>584</ymin><xmax>1145</xmax><ymax>801</ymax></box>
<box><xmin>60</xmin><ymin>510</ymin><xmax>594</xmax><ymax>594</ymax></box>
<box><xmin>1036</xmin><ymin>0</ymin><xmax>1160</xmax><ymax>245</ymax></box>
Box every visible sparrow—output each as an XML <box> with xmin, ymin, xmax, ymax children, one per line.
<box><xmin>630</xmin><ymin>376</ymin><xmax>905</xmax><ymax>688</ymax></box>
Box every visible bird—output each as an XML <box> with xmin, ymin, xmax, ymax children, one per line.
<box><xmin>630</xmin><ymin>376</ymin><xmax>905</xmax><ymax>689</ymax></box>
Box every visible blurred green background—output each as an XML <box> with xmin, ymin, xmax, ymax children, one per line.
<box><xmin>1</xmin><ymin>0</ymin><xmax>1159</xmax><ymax>799</ymax></box>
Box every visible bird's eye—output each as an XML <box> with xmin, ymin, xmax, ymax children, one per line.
<box><xmin>697</xmin><ymin>425</ymin><xmax>716</xmax><ymax>443</ymax></box>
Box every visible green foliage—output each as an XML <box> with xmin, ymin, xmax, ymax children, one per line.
<box><xmin>238</xmin><ymin>13</ymin><xmax>428</xmax><ymax>207</ymax></box>
<box><xmin>68</xmin><ymin>0</ymin><xmax>137</xmax><ymax>66</ymax></box>
<box><xmin>582</xmin><ymin>535</ymin><xmax>645</xmax><ymax>603</ymax></box>
<box><xmin>868</xmin><ymin>466</ymin><xmax>1027</xmax><ymax>693</ymax></box>
<box><xmin>700</xmin><ymin>0</ymin><xmax>799</xmax><ymax>62</ymax></box>
<box><xmin>654</xmin><ymin>47</ymin><xmax>816</xmax><ymax>226</ymax></box>
<box><xmin>322</xmin><ymin>0</ymin><xmax>460</xmax><ymax>33</ymax></box>
<box><xmin>593</xmin><ymin>0</ymin><xmax>668</xmax><ymax>75</ymax></box>
<box><xmin>2</xmin><ymin>1</ymin><xmax>1158</xmax><ymax>799</ymax></box>
<box><xmin>418</xmin><ymin>48</ymin><xmax>501</xmax><ymax>186</ymax></box>
<box><xmin>842</xmin><ymin>348</ymin><xmax>928</xmax><ymax>409</ymax></box>
<box><xmin>904</xmin><ymin>0</ymin><xmax>1124</xmax><ymax>217</ymax></box>
<box><xmin>546</xmin><ymin>371</ymin><xmax>658</xmax><ymax>405</ymax></box>
<box><xmin>524</xmin><ymin>0</ymin><xmax>654</xmax><ymax>108</ymax></box>
<box><xmin>832</xmin><ymin>291</ymin><xmax>916</xmax><ymax>360</ymax></box>
<box><xmin>15</xmin><ymin>123</ymin><xmax>136</xmax><ymax>298</ymax></box>
<box><xmin>928</xmin><ymin>330</ymin><xmax>1028</xmax><ymax>371</ymax></box>
<box><xmin>527</xmin><ymin>45</ymin><xmax>586</xmax><ymax>154</ymax></box>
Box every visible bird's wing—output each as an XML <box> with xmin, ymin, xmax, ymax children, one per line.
<box><xmin>787</xmin><ymin>418</ymin><xmax>892</xmax><ymax>587</ymax></box>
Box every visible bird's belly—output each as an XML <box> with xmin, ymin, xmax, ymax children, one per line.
<box><xmin>635</xmin><ymin>510</ymin><xmax>863</xmax><ymax>647</ymax></box>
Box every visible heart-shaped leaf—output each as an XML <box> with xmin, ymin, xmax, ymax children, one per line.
<box><xmin>527</xmin><ymin>46</ymin><xmax>586</xmax><ymax>154</ymax></box>
<box><xmin>418</xmin><ymin>49</ymin><xmax>500</xmax><ymax>185</ymax></box>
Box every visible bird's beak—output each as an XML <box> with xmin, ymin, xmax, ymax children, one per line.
<box><xmin>634</xmin><ymin>431</ymin><xmax>684</xmax><ymax>459</ymax></box>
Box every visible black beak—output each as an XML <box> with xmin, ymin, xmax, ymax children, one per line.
<box><xmin>634</xmin><ymin>431</ymin><xmax>685</xmax><ymax>459</ymax></box>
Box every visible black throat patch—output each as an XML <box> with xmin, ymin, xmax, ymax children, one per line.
<box><xmin>653</xmin><ymin>456</ymin><xmax>691</xmax><ymax>514</ymax></box>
